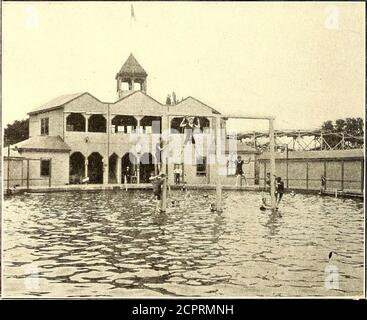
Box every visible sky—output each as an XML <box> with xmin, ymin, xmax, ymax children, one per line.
<box><xmin>2</xmin><ymin>1</ymin><xmax>365</xmax><ymax>132</ymax></box>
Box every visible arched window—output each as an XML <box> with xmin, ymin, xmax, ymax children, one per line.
<box><xmin>111</xmin><ymin>115</ymin><xmax>137</xmax><ymax>133</ymax></box>
<box><xmin>88</xmin><ymin>114</ymin><xmax>106</xmax><ymax>133</ymax></box>
<box><xmin>141</xmin><ymin>116</ymin><xmax>161</xmax><ymax>134</ymax></box>
<box><xmin>66</xmin><ymin>113</ymin><xmax>86</xmax><ymax>132</ymax></box>
<box><xmin>133</xmin><ymin>82</ymin><xmax>142</xmax><ymax>91</ymax></box>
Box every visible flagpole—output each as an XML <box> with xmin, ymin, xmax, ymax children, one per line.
<box><xmin>130</xmin><ymin>3</ymin><xmax>136</xmax><ymax>53</ymax></box>
<box><xmin>130</xmin><ymin>3</ymin><xmax>132</xmax><ymax>52</ymax></box>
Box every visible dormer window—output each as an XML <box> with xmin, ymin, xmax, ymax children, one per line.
<box><xmin>41</xmin><ymin>118</ymin><xmax>49</xmax><ymax>135</ymax></box>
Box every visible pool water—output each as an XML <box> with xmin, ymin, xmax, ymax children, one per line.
<box><xmin>2</xmin><ymin>190</ymin><xmax>364</xmax><ymax>297</ymax></box>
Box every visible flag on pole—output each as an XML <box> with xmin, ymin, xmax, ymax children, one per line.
<box><xmin>131</xmin><ymin>4</ymin><xmax>136</xmax><ymax>21</ymax></box>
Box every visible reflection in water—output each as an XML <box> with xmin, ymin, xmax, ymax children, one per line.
<box><xmin>264</xmin><ymin>211</ymin><xmax>281</xmax><ymax>237</ymax></box>
<box><xmin>3</xmin><ymin>190</ymin><xmax>364</xmax><ymax>298</ymax></box>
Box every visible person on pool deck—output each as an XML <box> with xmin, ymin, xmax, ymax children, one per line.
<box><xmin>235</xmin><ymin>156</ymin><xmax>248</xmax><ymax>187</ymax></box>
<box><xmin>275</xmin><ymin>176</ymin><xmax>284</xmax><ymax>206</ymax></box>
<box><xmin>123</xmin><ymin>166</ymin><xmax>131</xmax><ymax>183</ymax></box>
<box><xmin>319</xmin><ymin>175</ymin><xmax>326</xmax><ymax>195</ymax></box>
<box><xmin>173</xmin><ymin>165</ymin><xmax>182</xmax><ymax>185</ymax></box>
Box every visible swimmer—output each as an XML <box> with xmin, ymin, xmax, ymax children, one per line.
<box><xmin>210</xmin><ymin>203</ymin><xmax>217</xmax><ymax>212</ymax></box>
<box><xmin>290</xmin><ymin>190</ymin><xmax>295</xmax><ymax>197</ymax></box>
<box><xmin>170</xmin><ymin>199</ymin><xmax>180</xmax><ymax>207</ymax></box>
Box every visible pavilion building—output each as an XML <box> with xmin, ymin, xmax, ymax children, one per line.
<box><xmin>5</xmin><ymin>54</ymin><xmax>257</xmax><ymax>188</ymax></box>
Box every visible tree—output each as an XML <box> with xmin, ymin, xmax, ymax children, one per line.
<box><xmin>321</xmin><ymin>117</ymin><xmax>364</xmax><ymax>149</ymax></box>
<box><xmin>172</xmin><ymin>92</ymin><xmax>177</xmax><ymax>105</ymax></box>
<box><xmin>166</xmin><ymin>91</ymin><xmax>179</xmax><ymax>105</ymax></box>
<box><xmin>4</xmin><ymin>119</ymin><xmax>29</xmax><ymax>147</ymax></box>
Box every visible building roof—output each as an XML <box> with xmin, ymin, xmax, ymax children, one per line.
<box><xmin>2</xmin><ymin>147</ymin><xmax>23</xmax><ymax>158</ymax></box>
<box><xmin>169</xmin><ymin>96</ymin><xmax>221</xmax><ymax>116</ymax></box>
<box><xmin>28</xmin><ymin>92</ymin><xmax>86</xmax><ymax>116</ymax></box>
<box><xmin>117</xmin><ymin>53</ymin><xmax>147</xmax><ymax>77</ymax></box>
<box><xmin>14</xmin><ymin>136</ymin><xmax>71</xmax><ymax>152</ymax></box>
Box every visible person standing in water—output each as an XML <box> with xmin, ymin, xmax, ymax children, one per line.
<box><xmin>265</xmin><ymin>172</ymin><xmax>271</xmax><ymax>193</ymax></box>
<box><xmin>149</xmin><ymin>172</ymin><xmax>167</xmax><ymax>211</ymax></box>
<box><xmin>275</xmin><ymin>176</ymin><xmax>284</xmax><ymax>207</ymax></box>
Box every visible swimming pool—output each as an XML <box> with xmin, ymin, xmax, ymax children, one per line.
<box><xmin>2</xmin><ymin>190</ymin><xmax>364</xmax><ymax>297</ymax></box>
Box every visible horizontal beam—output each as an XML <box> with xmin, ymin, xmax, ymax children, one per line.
<box><xmin>221</xmin><ymin>114</ymin><xmax>275</xmax><ymax>120</ymax></box>
<box><xmin>167</xmin><ymin>114</ymin><xmax>275</xmax><ymax>120</ymax></box>
<box><xmin>167</xmin><ymin>114</ymin><xmax>216</xmax><ymax>118</ymax></box>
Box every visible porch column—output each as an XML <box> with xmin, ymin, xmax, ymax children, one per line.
<box><xmin>135</xmin><ymin>116</ymin><xmax>142</xmax><ymax>134</ymax></box>
<box><xmin>84</xmin><ymin>159</ymin><xmax>88</xmax><ymax>178</ymax></box>
<box><xmin>137</xmin><ymin>156</ymin><xmax>141</xmax><ymax>184</ymax></box>
<box><xmin>116</xmin><ymin>156</ymin><xmax>122</xmax><ymax>184</ymax></box>
<box><xmin>103</xmin><ymin>157</ymin><xmax>108</xmax><ymax>185</ymax></box>
<box><xmin>85</xmin><ymin>114</ymin><xmax>91</xmax><ymax>132</ymax></box>
<box><xmin>63</xmin><ymin>112</ymin><xmax>70</xmax><ymax>139</ymax></box>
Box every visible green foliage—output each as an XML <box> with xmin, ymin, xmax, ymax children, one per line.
<box><xmin>4</xmin><ymin>119</ymin><xmax>29</xmax><ymax>147</ymax></box>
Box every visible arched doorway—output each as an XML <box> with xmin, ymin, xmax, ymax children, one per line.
<box><xmin>70</xmin><ymin>152</ymin><xmax>85</xmax><ymax>184</ymax></box>
<box><xmin>109</xmin><ymin>153</ymin><xmax>118</xmax><ymax>184</ymax></box>
<box><xmin>140</xmin><ymin>152</ymin><xmax>155</xmax><ymax>183</ymax></box>
<box><xmin>88</xmin><ymin>152</ymin><xmax>103</xmax><ymax>184</ymax></box>
<box><xmin>121</xmin><ymin>152</ymin><xmax>137</xmax><ymax>183</ymax></box>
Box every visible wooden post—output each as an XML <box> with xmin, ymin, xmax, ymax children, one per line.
<box><xmin>286</xmin><ymin>145</ymin><xmax>289</xmax><ymax>189</ymax></box>
<box><xmin>361</xmin><ymin>159</ymin><xmax>364</xmax><ymax>193</ymax></box>
<box><xmin>7</xmin><ymin>144</ymin><xmax>10</xmax><ymax>193</ymax></box>
<box><xmin>160</xmin><ymin>115</ymin><xmax>169</xmax><ymax>212</ymax></box>
<box><xmin>21</xmin><ymin>159</ymin><xmax>24</xmax><ymax>186</ymax></box>
<box><xmin>306</xmin><ymin>160</ymin><xmax>309</xmax><ymax>191</ymax></box>
<box><xmin>324</xmin><ymin>160</ymin><xmax>327</xmax><ymax>190</ymax></box>
<box><xmin>253</xmin><ymin>131</ymin><xmax>257</xmax><ymax>149</ymax></box>
<box><xmin>216</xmin><ymin>116</ymin><xmax>223</xmax><ymax>212</ymax></box>
<box><xmin>27</xmin><ymin>159</ymin><xmax>30</xmax><ymax>191</ymax></box>
<box><xmin>320</xmin><ymin>132</ymin><xmax>324</xmax><ymax>151</ymax></box>
<box><xmin>269</xmin><ymin>119</ymin><xmax>276</xmax><ymax>210</ymax></box>
<box><xmin>49</xmin><ymin>159</ymin><xmax>52</xmax><ymax>187</ymax></box>
<box><xmin>264</xmin><ymin>161</ymin><xmax>266</xmax><ymax>189</ymax></box>
<box><xmin>341</xmin><ymin>160</ymin><xmax>344</xmax><ymax>191</ymax></box>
